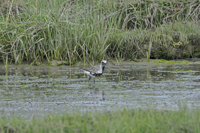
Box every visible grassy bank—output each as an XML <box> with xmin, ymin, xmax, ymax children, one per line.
<box><xmin>0</xmin><ymin>0</ymin><xmax>200</xmax><ymax>64</ymax></box>
<box><xmin>1</xmin><ymin>107</ymin><xmax>200</xmax><ymax>132</ymax></box>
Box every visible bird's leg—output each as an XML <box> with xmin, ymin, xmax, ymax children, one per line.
<box><xmin>89</xmin><ymin>76</ymin><xmax>91</xmax><ymax>80</ymax></box>
<box><xmin>93</xmin><ymin>78</ymin><xmax>95</xmax><ymax>84</ymax></box>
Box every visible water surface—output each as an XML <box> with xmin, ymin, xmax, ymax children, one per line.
<box><xmin>0</xmin><ymin>62</ymin><xmax>200</xmax><ymax>117</ymax></box>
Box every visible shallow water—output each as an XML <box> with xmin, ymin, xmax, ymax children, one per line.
<box><xmin>0</xmin><ymin>62</ymin><xmax>200</xmax><ymax>117</ymax></box>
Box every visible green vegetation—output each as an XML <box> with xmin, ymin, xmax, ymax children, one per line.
<box><xmin>152</xmin><ymin>59</ymin><xmax>190</xmax><ymax>64</ymax></box>
<box><xmin>1</xmin><ymin>107</ymin><xmax>200</xmax><ymax>132</ymax></box>
<box><xmin>0</xmin><ymin>0</ymin><xmax>200</xmax><ymax>65</ymax></box>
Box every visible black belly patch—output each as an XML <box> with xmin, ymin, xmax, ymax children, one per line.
<box><xmin>93</xmin><ymin>73</ymin><xmax>102</xmax><ymax>77</ymax></box>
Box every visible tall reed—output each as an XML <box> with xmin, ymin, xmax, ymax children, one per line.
<box><xmin>0</xmin><ymin>0</ymin><xmax>199</xmax><ymax>64</ymax></box>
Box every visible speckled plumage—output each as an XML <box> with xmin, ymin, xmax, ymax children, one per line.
<box><xmin>81</xmin><ymin>60</ymin><xmax>107</xmax><ymax>83</ymax></box>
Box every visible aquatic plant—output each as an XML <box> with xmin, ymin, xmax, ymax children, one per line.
<box><xmin>152</xmin><ymin>59</ymin><xmax>190</xmax><ymax>64</ymax></box>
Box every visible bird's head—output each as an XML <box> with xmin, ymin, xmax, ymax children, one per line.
<box><xmin>101</xmin><ymin>60</ymin><xmax>107</xmax><ymax>66</ymax></box>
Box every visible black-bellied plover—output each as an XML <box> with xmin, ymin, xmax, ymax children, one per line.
<box><xmin>81</xmin><ymin>60</ymin><xmax>107</xmax><ymax>83</ymax></box>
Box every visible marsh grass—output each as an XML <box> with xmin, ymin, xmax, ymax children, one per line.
<box><xmin>0</xmin><ymin>0</ymin><xmax>200</xmax><ymax>64</ymax></box>
<box><xmin>1</xmin><ymin>107</ymin><xmax>200</xmax><ymax>132</ymax></box>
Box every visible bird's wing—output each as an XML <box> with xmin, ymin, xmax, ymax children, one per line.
<box><xmin>82</xmin><ymin>65</ymin><xmax>101</xmax><ymax>74</ymax></box>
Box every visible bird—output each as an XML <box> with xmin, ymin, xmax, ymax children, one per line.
<box><xmin>81</xmin><ymin>60</ymin><xmax>107</xmax><ymax>83</ymax></box>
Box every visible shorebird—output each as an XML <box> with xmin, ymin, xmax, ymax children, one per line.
<box><xmin>81</xmin><ymin>60</ymin><xmax>107</xmax><ymax>83</ymax></box>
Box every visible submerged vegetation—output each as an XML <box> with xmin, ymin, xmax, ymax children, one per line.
<box><xmin>1</xmin><ymin>107</ymin><xmax>200</xmax><ymax>132</ymax></box>
<box><xmin>152</xmin><ymin>59</ymin><xmax>190</xmax><ymax>64</ymax></box>
<box><xmin>0</xmin><ymin>0</ymin><xmax>200</xmax><ymax>64</ymax></box>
